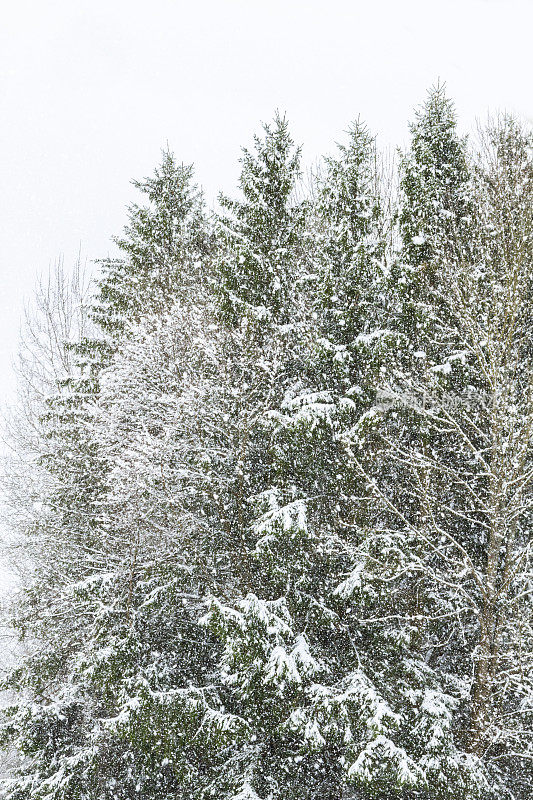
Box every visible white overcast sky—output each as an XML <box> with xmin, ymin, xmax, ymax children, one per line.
<box><xmin>0</xmin><ymin>0</ymin><xmax>532</xmax><ymax>409</ymax></box>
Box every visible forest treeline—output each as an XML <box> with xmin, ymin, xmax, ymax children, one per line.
<box><xmin>1</xmin><ymin>86</ymin><xmax>532</xmax><ymax>800</ymax></box>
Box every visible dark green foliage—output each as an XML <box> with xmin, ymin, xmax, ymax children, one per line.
<box><xmin>217</xmin><ymin>114</ymin><xmax>306</xmax><ymax>325</ymax></box>
<box><xmin>93</xmin><ymin>150</ymin><xmax>210</xmax><ymax>342</ymax></box>
<box><xmin>399</xmin><ymin>83</ymin><xmax>472</xmax><ymax>269</ymax></box>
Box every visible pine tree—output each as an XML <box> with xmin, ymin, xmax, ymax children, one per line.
<box><xmin>393</xmin><ymin>83</ymin><xmax>474</xmax><ymax>358</ymax></box>
<box><xmin>398</xmin><ymin>83</ymin><xmax>473</xmax><ymax>271</ymax></box>
<box><xmin>39</xmin><ymin>152</ymin><xmax>211</xmax><ymax>576</ymax></box>
<box><xmin>1</xmin><ymin>154</ymin><xmax>215</xmax><ymax>800</ymax></box>
<box><xmin>91</xmin><ymin>150</ymin><xmax>210</xmax><ymax>349</ymax></box>
<box><xmin>217</xmin><ymin>113</ymin><xmax>306</xmax><ymax>326</ymax></box>
<box><xmin>305</xmin><ymin>119</ymin><xmax>390</xmax><ymax>519</ymax></box>
<box><xmin>314</xmin><ymin>119</ymin><xmax>386</xmax><ymax>344</ymax></box>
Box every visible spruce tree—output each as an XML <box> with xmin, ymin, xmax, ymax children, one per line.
<box><xmin>217</xmin><ymin>113</ymin><xmax>306</xmax><ymax>326</ymax></box>
<box><xmin>40</xmin><ymin>152</ymin><xmax>210</xmax><ymax>564</ymax></box>
<box><xmin>314</xmin><ymin>119</ymin><xmax>385</xmax><ymax>344</ymax></box>
<box><xmin>398</xmin><ymin>83</ymin><xmax>473</xmax><ymax>274</ymax></box>
<box><xmin>1</xmin><ymin>154</ymin><xmax>215</xmax><ymax>800</ymax></box>
<box><xmin>91</xmin><ymin>150</ymin><xmax>210</xmax><ymax>349</ymax></box>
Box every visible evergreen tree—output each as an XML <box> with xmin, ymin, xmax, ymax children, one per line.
<box><xmin>314</xmin><ymin>119</ymin><xmax>386</xmax><ymax>344</ymax></box>
<box><xmin>217</xmin><ymin>113</ymin><xmax>306</xmax><ymax>326</ymax></box>
<box><xmin>398</xmin><ymin>82</ymin><xmax>473</xmax><ymax>273</ymax></box>
<box><xmin>394</xmin><ymin>83</ymin><xmax>474</xmax><ymax>357</ymax></box>
<box><xmin>91</xmin><ymin>150</ymin><xmax>210</xmax><ymax>350</ymax></box>
<box><xmin>1</xmin><ymin>154</ymin><xmax>215</xmax><ymax>800</ymax></box>
<box><xmin>39</xmin><ymin>153</ymin><xmax>211</xmax><ymax>578</ymax></box>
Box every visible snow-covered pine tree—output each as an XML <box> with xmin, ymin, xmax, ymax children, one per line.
<box><xmin>314</xmin><ymin>119</ymin><xmax>386</xmax><ymax>344</ymax></box>
<box><xmin>209</xmin><ymin>114</ymin><xmax>312</xmax><ymax>560</ymax></box>
<box><xmin>217</xmin><ymin>113</ymin><xmax>306</xmax><ymax>327</ymax></box>
<box><xmin>398</xmin><ymin>82</ymin><xmax>473</xmax><ymax>285</ymax></box>
<box><xmin>390</xmin><ymin>82</ymin><xmax>475</xmax><ymax>387</ymax></box>
<box><xmin>91</xmin><ymin>149</ymin><xmax>211</xmax><ymax>352</ymax></box>
<box><xmin>304</xmin><ymin>119</ymin><xmax>390</xmax><ymax>520</ymax></box>
<box><xmin>1</xmin><ymin>155</ymin><xmax>215</xmax><ymax>799</ymax></box>
<box><xmin>40</xmin><ymin>151</ymin><xmax>211</xmax><ymax>564</ymax></box>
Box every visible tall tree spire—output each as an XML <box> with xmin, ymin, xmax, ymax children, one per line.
<box><xmin>92</xmin><ymin>150</ymin><xmax>209</xmax><ymax>346</ymax></box>
<box><xmin>217</xmin><ymin>113</ymin><xmax>305</xmax><ymax>325</ymax></box>
<box><xmin>399</xmin><ymin>82</ymin><xmax>472</xmax><ymax>269</ymax></box>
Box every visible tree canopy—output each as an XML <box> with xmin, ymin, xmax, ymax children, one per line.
<box><xmin>1</xmin><ymin>88</ymin><xmax>532</xmax><ymax>800</ymax></box>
